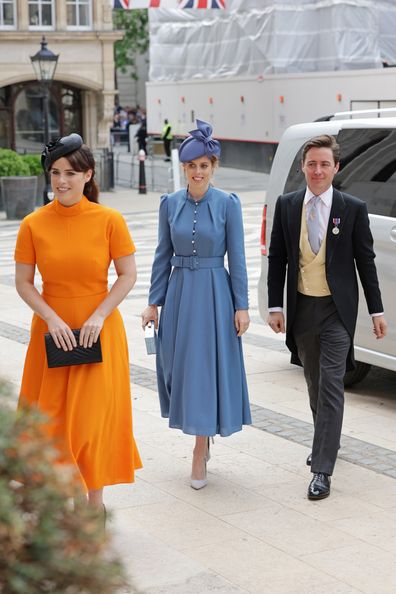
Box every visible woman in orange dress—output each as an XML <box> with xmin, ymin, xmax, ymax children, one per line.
<box><xmin>14</xmin><ymin>133</ymin><xmax>142</xmax><ymax>510</ymax></box>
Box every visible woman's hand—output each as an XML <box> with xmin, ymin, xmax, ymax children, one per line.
<box><xmin>141</xmin><ymin>305</ymin><xmax>159</xmax><ymax>330</ymax></box>
<box><xmin>235</xmin><ymin>309</ymin><xmax>250</xmax><ymax>337</ymax></box>
<box><xmin>47</xmin><ymin>315</ymin><xmax>78</xmax><ymax>351</ymax></box>
<box><xmin>80</xmin><ymin>313</ymin><xmax>105</xmax><ymax>348</ymax></box>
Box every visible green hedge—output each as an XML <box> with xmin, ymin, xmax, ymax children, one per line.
<box><xmin>21</xmin><ymin>154</ymin><xmax>43</xmax><ymax>176</ymax></box>
<box><xmin>0</xmin><ymin>149</ymin><xmax>30</xmax><ymax>177</ymax></box>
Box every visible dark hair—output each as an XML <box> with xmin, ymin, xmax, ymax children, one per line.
<box><xmin>61</xmin><ymin>145</ymin><xmax>99</xmax><ymax>203</ymax></box>
<box><xmin>302</xmin><ymin>135</ymin><xmax>340</xmax><ymax>165</ymax></box>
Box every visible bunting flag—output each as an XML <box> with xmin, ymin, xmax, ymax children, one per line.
<box><xmin>113</xmin><ymin>0</ymin><xmax>226</xmax><ymax>8</ymax></box>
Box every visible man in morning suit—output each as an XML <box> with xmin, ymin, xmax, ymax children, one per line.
<box><xmin>267</xmin><ymin>135</ymin><xmax>387</xmax><ymax>500</ymax></box>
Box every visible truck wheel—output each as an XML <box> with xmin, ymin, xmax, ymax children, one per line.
<box><xmin>344</xmin><ymin>362</ymin><xmax>371</xmax><ymax>387</ymax></box>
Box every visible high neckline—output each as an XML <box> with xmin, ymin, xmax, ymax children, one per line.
<box><xmin>53</xmin><ymin>196</ymin><xmax>90</xmax><ymax>217</ymax></box>
<box><xmin>186</xmin><ymin>185</ymin><xmax>212</xmax><ymax>204</ymax></box>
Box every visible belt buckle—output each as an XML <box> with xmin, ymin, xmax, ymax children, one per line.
<box><xmin>189</xmin><ymin>255</ymin><xmax>199</xmax><ymax>270</ymax></box>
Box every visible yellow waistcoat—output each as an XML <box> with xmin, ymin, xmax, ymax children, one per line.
<box><xmin>298</xmin><ymin>203</ymin><xmax>331</xmax><ymax>297</ymax></box>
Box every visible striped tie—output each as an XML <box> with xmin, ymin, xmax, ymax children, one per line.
<box><xmin>307</xmin><ymin>196</ymin><xmax>321</xmax><ymax>254</ymax></box>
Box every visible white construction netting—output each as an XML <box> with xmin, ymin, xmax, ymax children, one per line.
<box><xmin>149</xmin><ymin>0</ymin><xmax>396</xmax><ymax>81</ymax></box>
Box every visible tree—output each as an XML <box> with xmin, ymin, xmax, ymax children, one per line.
<box><xmin>113</xmin><ymin>9</ymin><xmax>149</xmax><ymax>80</ymax></box>
<box><xmin>0</xmin><ymin>379</ymin><xmax>137</xmax><ymax>594</ymax></box>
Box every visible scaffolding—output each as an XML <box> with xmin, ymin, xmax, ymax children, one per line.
<box><xmin>149</xmin><ymin>0</ymin><xmax>396</xmax><ymax>81</ymax></box>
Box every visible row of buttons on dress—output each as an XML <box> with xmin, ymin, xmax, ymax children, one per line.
<box><xmin>192</xmin><ymin>201</ymin><xmax>199</xmax><ymax>254</ymax></box>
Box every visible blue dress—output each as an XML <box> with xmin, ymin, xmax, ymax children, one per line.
<box><xmin>148</xmin><ymin>186</ymin><xmax>252</xmax><ymax>437</ymax></box>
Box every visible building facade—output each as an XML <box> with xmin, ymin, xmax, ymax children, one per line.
<box><xmin>0</xmin><ymin>0</ymin><xmax>121</xmax><ymax>152</ymax></box>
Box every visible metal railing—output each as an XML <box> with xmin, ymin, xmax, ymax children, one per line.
<box><xmin>113</xmin><ymin>137</ymin><xmax>177</xmax><ymax>193</ymax></box>
<box><xmin>92</xmin><ymin>148</ymin><xmax>114</xmax><ymax>191</ymax></box>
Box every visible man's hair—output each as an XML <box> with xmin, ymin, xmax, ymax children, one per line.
<box><xmin>302</xmin><ymin>135</ymin><xmax>340</xmax><ymax>165</ymax></box>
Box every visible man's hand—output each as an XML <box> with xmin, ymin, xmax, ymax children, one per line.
<box><xmin>267</xmin><ymin>312</ymin><xmax>285</xmax><ymax>334</ymax></box>
<box><xmin>372</xmin><ymin>315</ymin><xmax>387</xmax><ymax>339</ymax></box>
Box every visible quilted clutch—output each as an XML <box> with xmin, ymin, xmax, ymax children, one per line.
<box><xmin>44</xmin><ymin>329</ymin><xmax>103</xmax><ymax>368</ymax></box>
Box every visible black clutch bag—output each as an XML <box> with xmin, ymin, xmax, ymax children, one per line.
<box><xmin>44</xmin><ymin>329</ymin><xmax>103</xmax><ymax>368</ymax></box>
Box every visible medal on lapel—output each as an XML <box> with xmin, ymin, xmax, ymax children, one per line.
<box><xmin>332</xmin><ymin>218</ymin><xmax>340</xmax><ymax>235</ymax></box>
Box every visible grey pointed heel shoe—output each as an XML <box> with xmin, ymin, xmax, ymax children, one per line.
<box><xmin>190</xmin><ymin>437</ymin><xmax>214</xmax><ymax>490</ymax></box>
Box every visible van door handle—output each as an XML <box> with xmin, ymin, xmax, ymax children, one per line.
<box><xmin>391</xmin><ymin>226</ymin><xmax>396</xmax><ymax>242</ymax></box>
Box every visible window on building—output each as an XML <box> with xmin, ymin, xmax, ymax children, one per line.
<box><xmin>12</xmin><ymin>82</ymin><xmax>82</xmax><ymax>153</ymax></box>
<box><xmin>28</xmin><ymin>0</ymin><xmax>54</xmax><ymax>28</ymax></box>
<box><xmin>66</xmin><ymin>0</ymin><xmax>91</xmax><ymax>29</ymax></box>
<box><xmin>0</xmin><ymin>0</ymin><xmax>16</xmax><ymax>28</ymax></box>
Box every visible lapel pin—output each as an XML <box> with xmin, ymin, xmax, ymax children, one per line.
<box><xmin>332</xmin><ymin>217</ymin><xmax>340</xmax><ymax>235</ymax></box>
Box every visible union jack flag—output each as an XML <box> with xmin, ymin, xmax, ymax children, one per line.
<box><xmin>113</xmin><ymin>1</ymin><xmax>163</xmax><ymax>7</ymax></box>
<box><xmin>178</xmin><ymin>0</ymin><xmax>226</xmax><ymax>6</ymax></box>
<box><xmin>113</xmin><ymin>0</ymin><xmax>226</xmax><ymax>8</ymax></box>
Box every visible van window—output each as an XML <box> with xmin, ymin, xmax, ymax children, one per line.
<box><xmin>283</xmin><ymin>128</ymin><xmax>396</xmax><ymax>217</ymax></box>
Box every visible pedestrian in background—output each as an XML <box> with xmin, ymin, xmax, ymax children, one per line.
<box><xmin>141</xmin><ymin>119</ymin><xmax>251</xmax><ymax>490</ymax></box>
<box><xmin>161</xmin><ymin>118</ymin><xmax>173</xmax><ymax>161</ymax></box>
<box><xmin>136</xmin><ymin>108</ymin><xmax>147</xmax><ymax>153</ymax></box>
<box><xmin>15</xmin><ymin>133</ymin><xmax>142</xmax><ymax>517</ymax></box>
<box><xmin>267</xmin><ymin>134</ymin><xmax>387</xmax><ymax>500</ymax></box>
<box><xmin>126</xmin><ymin>109</ymin><xmax>139</xmax><ymax>152</ymax></box>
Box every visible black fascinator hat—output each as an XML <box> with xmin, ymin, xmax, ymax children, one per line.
<box><xmin>41</xmin><ymin>133</ymin><xmax>83</xmax><ymax>171</ymax></box>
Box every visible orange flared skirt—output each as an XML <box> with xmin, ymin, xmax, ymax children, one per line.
<box><xmin>19</xmin><ymin>290</ymin><xmax>142</xmax><ymax>491</ymax></box>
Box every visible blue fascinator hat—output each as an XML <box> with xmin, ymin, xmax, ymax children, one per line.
<box><xmin>41</xmin><ymin>133</ymin><xmax>83</xmax><ymax>171</ymax></box>
<box><xmin>178</xmin><ymin>119</ymin><xmax>221</xmax><ymax>163</ymax></box>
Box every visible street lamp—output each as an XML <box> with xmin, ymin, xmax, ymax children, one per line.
<box><xmin>30</xmin><ymin>37</ymin><xmax>59</xmax><ymax>205</ymax></box>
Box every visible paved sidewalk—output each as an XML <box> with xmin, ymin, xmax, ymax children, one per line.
<box><xmin>1</xmin><ymin>178</ymin><xmax>396</xmax><ymax>594</ymax></box>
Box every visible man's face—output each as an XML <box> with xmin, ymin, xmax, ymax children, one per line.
<box><xmin>301</xmin><ymin>147</ymin><xmax>339</xmax><ymax>196</ymax></box>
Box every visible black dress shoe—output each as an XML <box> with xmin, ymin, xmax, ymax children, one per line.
<box><xmin>308</xmin><ymin>473</ymin><xmax>331</xmax><ymax>500</ymax></box>
<box><xmin>306</xmin><ymin>453</ymin><xmax>312</xmax><ymax>466</ymax></box>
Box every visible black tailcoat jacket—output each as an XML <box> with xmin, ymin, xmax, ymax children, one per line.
<box><xmin>267</xmin><ymin>188</ymin><xmax>383</xmax><ymax>371</ymax></box>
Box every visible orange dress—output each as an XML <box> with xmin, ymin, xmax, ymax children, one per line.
<box><xmin>14</xmin><ymin>196</ymin><xmax>142</xmax><ymax>491</ymax></box>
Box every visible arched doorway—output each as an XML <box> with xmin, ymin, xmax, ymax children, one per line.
<box><xmin>0</xmin><ymin>81</ymin><xmax>82</xmax><ymax>152</ymax></box>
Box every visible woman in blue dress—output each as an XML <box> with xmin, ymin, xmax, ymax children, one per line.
<box><xmin>142</xmin><ymin>120</ymin><xmax>251</xmax><ymax>489</ymax></box>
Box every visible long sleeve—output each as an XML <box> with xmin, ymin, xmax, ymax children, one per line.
<box><xmin>148</xmin><ymin>195</ymin><xmax>174</xmax><ymax>306</ymax></box>
<box><xmin>267</xmin><ymin>195</ymin><xmax>288</xmax><ymax>308</ymax></box>
<box><xmin>352</xmin><ymin>201</ymin><xmax>383</xmax><ymax>315</ymax></box>
<box><xmin>226</xmin><ymin>193</ymin><xmax>249</xmax><ymax>310</ymax></box>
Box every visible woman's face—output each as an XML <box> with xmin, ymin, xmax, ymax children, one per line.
<box><xmin>49</xmin><ymin>157</ymin><xmax>92</xmax><ymax>206</ymax></box>
<box><xmin>183</xmin><ymin>156</ymin><xmax>214</xmax><ymax>195</ymax></box>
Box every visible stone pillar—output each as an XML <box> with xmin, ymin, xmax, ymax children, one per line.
<box><xmin>98</xmin><ymin>0</ymin><xmax>113</xmax><ymax>31</ymax></box>
<box><xmin>83</xmin><ymin>90</ymin><xmax>97</xmax><ymax>148</ymax></box>
<box><xmin>18</xmin><ymin>0</ymin><xmax>29</xmax><ymax>30</ymax></box>
<box><xmin>97</xmin><ymin>90</ymin><xmax>117</xmax><ymax>148</ymax></box>
<box><xmin>97</xmin><ymin>38</ymin><xmax>118</xmax><ymax>148</ymax></box>
<box><xmin>56</xmin><ymin>0</ymin><xmax>67</xmax><ymax>30</ymax></box>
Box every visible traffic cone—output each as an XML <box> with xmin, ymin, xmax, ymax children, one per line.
<box><xmin>138</xmin><ymin>149</ymin><xmax>147</xmax><ymax>194</ymax></box>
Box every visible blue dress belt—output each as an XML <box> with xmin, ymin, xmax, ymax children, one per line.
<box><xmin>171</xmin><ymin>255</ymin><xmax>224</xmax><ymax>271</ymax></box>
